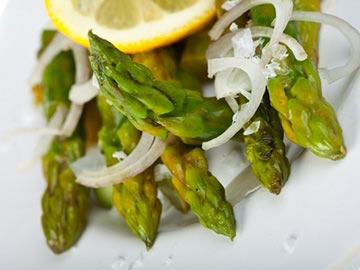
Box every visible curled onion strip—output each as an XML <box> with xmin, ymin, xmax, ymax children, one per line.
<box><xmin>76</xmin><ymin>132</ymin><xmax>154</xmax><ymax>178</ymax></box>
<box><xmin>290</xmin><ymin>11</ymin><xmax>360</xmax><ymax>83</ymax></box>
<box><xmin>215</xmin><ymin>68</ymin><xmax>252</xmax><ymax>99</ymax></box>
<box><xmin>203</xmin><ymin>58</ymin><xmax>267</xmax><ymax>150</ymax></box>
<box><xmin>207</xmin><ymin>26</ymin><xmax>307</xmax><ymax>61</ymax></box>
<box><xmin>76</xmin><ymin>137</ymin><xmax>166</xmax><ymax>188</ymax></box>
<box><xmin>18</xmin><ymin>105</ymin><xmax>67</xmax><ymax>171</ymax></box>
<box><xmin>209</xmin><ymin>0</ymin><xmax>293</xmax><ymax>66</ymax></box>
<box><xmin>225</xmin><ymin>96</ymin><xmax>239</xmax><ymax>113</ymax></box>
<box><xmin>69</xmin><ymin>79</ymin><xmax>99</xmax><ymax>104</ymax></box>
<box><xmin>61</xmin><ymin>103</ymin><xmax>84</xmax><ymax>137</ymax></box>
<box><xmin>29</xmin><ymin>33</ymin><xmax>70</xmax><ymax>86</ymax></box>
<box><xmin>70</xmin><ymin>43</ymin><xmax>90</xmax><ymax>84</ymax></box>
<box><xmin>60</xmin><ymin>43</ymin><xmax>90</xmax><ymax>137</ymax></box>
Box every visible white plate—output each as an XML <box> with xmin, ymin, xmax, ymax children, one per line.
<box><xmin>1</xmin><ymin>1</ymin><xmax>360</xmax><ymax>269</ymax></box>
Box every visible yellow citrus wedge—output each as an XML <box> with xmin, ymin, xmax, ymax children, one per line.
<box><xmin>45</xmin><ymin>0</ymin><xmax>216</xmax><ymax>53</ymax></box>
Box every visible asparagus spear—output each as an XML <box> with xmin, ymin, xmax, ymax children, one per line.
<box><xmin>161</xmin><ymin>137</ymin><xmax>236</xmax><ymax>239</ymax></box>
<box><xmin>133</xmin><ymin>50</ymin><xmax>235</xmax><ymax>239</ymax></box>
<box><xmin>97</xmin><ymin>94</ymin><xmax>161</xmax><ymax>248</ymax></box>
<box><xmin>41</xmin><ymin>135</ymin><xmax>89</xmax><ymax>254</ymax></box>
<box><xmin>157</xmin><ymin>173</ymin><xmax>190</xmax><ymax>213</ymax></box>
<box><xmin>134</xmin><ymin>49</ymin><xmax>192</xmax><ymax>213</ymax></box>
<box><xmin>113</xmin><ymin>166</ymin><xmax>162</xmax><ymax>248</ymax></box>
<box><xmin>177</xmin><ymin>22</ymin><xmax>289</xmax><ymax>193</ymax></box>
<box><xmin>88</xmin><ymin>31</ymin><xmax>233</xmax><ymax>141</ymax></box>
<box><xmin>32</xmin><ymin>30</ymin><xmax>58</xmax><ymax>105</ymax></box>
<box><xmin>238</xmin><ymin>94</ymin><xmax>290</xmax><ymax>194</ymax></box>
<box><xmin>38</xmin><ymin>31</ymin><xmax>90</xmax><ymax>254</ymax></box>
<box><xmin>180</xmin><ymin>30</ymin><xmax>212</xmax><ymax>81</ymax></box>
<box><xmin>176</xmin><ymin>67</ymin><xmax>202</xmax><ymax>92</ymax></box>
<box><xmin>251</xmin><ymin>1</ymin><xmax>346</xmax><ymax>160</ymax></box>
<box><xmin>41</xmin><ymin>40</ymin><xmax>75</xmax><ymax>120</ymax></box>
<box><xmin>90</xmin><ymin>31</ymin><xmax>290</xmax><ymax>194</ymax></box>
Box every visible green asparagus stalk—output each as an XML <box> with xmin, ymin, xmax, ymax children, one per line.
<box><xmin>214</xmin><ymin>0</ymin><xmax>291</xmax><ymax>194</ymax></box>
<box><xmin>161</xmin><ymin>137</ymin><xmax>236</xmax><ymax>239</ymax></box>
<box><xmin>251</xmin><ymin>1</ymin><xmax>346</xmax><ymax>160</ymax></box>
<box><xmin>38</xmin><ymin>31</ymin><xmax>90</xmax><ymax>254</ymax></box>
<box><xmin>97</xmin><ymin>94</ymin><xmax>161</xmax><ymax>248</ymax></box>
<box><xmin>180</xmin><ymin>30</ymin><xmax>212</xmax><ymax>81</ymax></box>
<box><xmin>40</xmin><ymin>37</ymin><xmax>75</xmax><ymax>120</ymax></box>
<box><xmin>32</xmin><ymin>30</ymin><xmax>59</xmax><ymax>105</ymax></box>
<box><xmin>134</xmin><ymin>49</ymin><xmax>192</xmax><ymax>213</ymax></box>
<box><xmin>90</xmin><ymin>31</ymin><xmax>290</xmax><ymax>194</ymax></box>
<box><xmin>176</xmin><ymin>67</ymin><xmax>202</xmax><ymax>92</ymax></box>
<box><xmin>177</xmin><ymin>22</ymin><xmax>290</xmax><ymax>193</ymax></box>
<box><xmin>238</xmin><ymin>94</ymin><xmax>290</xmax><ymax>194</ymax></box>
<box><xmin>41</xmin><ymin>136</ymin><xmax>89</xmax><ymax>254</ymax></box>
<box><xmin>88</xmin><ymin>31</ymin><xmax>233</xmax><ymax>141</ymax></box>
<box><xmin>157</xmin><ymin>173</ymin><xmax>190</xmax><ymax>213</ymax></box>
<box><xmin>113</xmin><ymin>167</ymin><xmax>162</xmax><ymax>248</ymax></box>
<box><xmin>134</xmin><ymin>49</ymin><xmax>235</xmax><ymax>237</ymax></box>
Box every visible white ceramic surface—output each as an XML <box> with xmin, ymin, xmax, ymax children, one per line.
<box><xmin>1</xmin><ymin>1</ymin><xmax>360</xmax><ymax>269</ymax></box>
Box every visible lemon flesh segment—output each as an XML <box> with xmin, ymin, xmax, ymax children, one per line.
<box><xmin>139</xmin><ymin>0</ymin><xmax>165</xmax><ymax>22</ymax></box>
<box><xmin>46</xmin><ymin>0</ymin><xmax>216</xmax><ymax>53</ymax></box>
<box><xmin>153</xmin><ymin>0</ymin><xmax>197</xmax><ymax>12</ymax></box>
<box><xmin>96</xmin><ymin>0</ymin><xmax>141</xmax><ymax>29</ymax></box>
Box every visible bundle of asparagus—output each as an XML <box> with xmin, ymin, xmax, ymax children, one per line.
<box><xmin>38</xmin><ymin>30</ymin><xmax>90</xmax><ymax>253</ymax></box>
<box><xmin>29</xmin><ymin>0</ymin><xmax>357</xmax><ymax>254</ymax></box>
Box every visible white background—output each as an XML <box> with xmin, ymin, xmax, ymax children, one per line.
<box><xmin>1</xmin><ymin>0</ymin><xmax>360</xmax><ymax>269</ymax></box>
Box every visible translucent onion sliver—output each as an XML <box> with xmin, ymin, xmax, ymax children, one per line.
<box><xmin>209</xmin><ymin>0</ymin><xmax>293</xmax><ymax>66</ymax></box>
<box><xmin>29</xmin><ymin>33</ymin><xmax>70</xmax><ymax>86</ymax></box>
<box><xmin>290</xmin><ymin>11</ymin><xmax>360</xmax><ymax>83</ymax></box>
<box><xmin>69</xmin><ymin>79</ymin><xmax>99</xmax><ymax>104</ymax></box>
<box><xmin>76</xmin><ymin>137</ymin><xmax>166</xmax><ymax>188</ymax></box>
<box><xmin>207</xmin><ymin>26</ymin><xmax>307</xmax><ymax>61</ymax></box>
<box><xmin>203</xmin><ymin>57</ymin><xmax>267</xmax><ymax>150</ymax></box>
<box><xmin>60</xmin><ymin>43</ymin><xmax>90</xmax><ymax>136</ymax></box>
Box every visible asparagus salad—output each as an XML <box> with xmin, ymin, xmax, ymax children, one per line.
<box><xmin>22</xmin><ymin>0</ymin><xmax>360</xmax><ymax>253</ymax></box>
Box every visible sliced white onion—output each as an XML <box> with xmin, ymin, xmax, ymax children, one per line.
<box><xmin>207</xmin><ymin>26</ymin><xmax>307</xmax><ymax>62</ymax></box>
<box><xmin>69</xmin><ymin>79</ymin><xmax>99</xmax><ymax>104</ymax></box>
<box><xmin>225</xmin><ymin>96</ymin><xmax>239</xmax><ymax>113</ymax></box>
<box><xmin>271</xmin><ymin>44</ymin><xmax>288</xmax><ymax>60</ymax></box>
<box><xmin>243</xmin><ymin>120</ymin><xmax>261</xmax><ymax>135</ymax></box>
<box><xmin>231</xmin><ymin>28</ymin><xmax>257</xmax><ymax>58</ymax></box>
<box><xmin>70</xmin><ymin>43</ymin><xmax>90</xmax><ymax>84</ymax></box>
<box><xmin>222</xmin><ymin>0</ymin><xmax>241</xmax><ymax>11</ymax></box>
<box><xmin>251</xmin><ymin>26</ymin><xmax>307</xmax><ymax>61</ymax></box>
<box><xmin>214</xmin><ymin>68</ymin><xmax>251</xmax><ymax>99</ymax></box>
<box><xmin>264</xmin><ymin>60</ymin><xmax>281</xmax><ymax>79</ymax></box>
<box><xmin>76</xmin><ymin>136</ymin><xmax>166</xmax><ymax>188</ymax></box>
<box><xmin>92</xmin><ymin>74</ymin><xmax>100</xmax><ymax>89</ymax></box>
<box><xmin>60</xmin><ymin>42</ymin><xmax>90</xmax><ymax>136</ymax></box>
<box><xmin>18</xmin><ymin>105</ymin><xmax>67</xmax><ymax>171</ymax></box>
<box><xmin>207</xmin><ymin>31</ymin><xmax>236</xmax><ymax>59</ymax></box>
<box><xmin>29</xmin><ymin>33</ymin><xmax>70</xmax><ymax>86</ymax></box>
<box><xmin>290</xmin><ymin>11</ymin><xmax>360</xmax><ymax>83</ymax></box>
<box><xmin>60</xmin><ymin>103</ymin><xmax>84</xmax><ymax>137</ymax></box>
<box><xmin>76</xmin><ymin>132</ymin><xmax>154</xmax><ymax>178</ymax></box>
<box><xmin>203</xmin><ymin>58</ymin><xmax>267</xmax><ymax>150</ymax></box>
<box><xmin>209</xmin><ymin>0</ymin><xmax>293</xmax><ymax>66</ymax></box>
<box><xmin>112</xmin><ymin>151</ymin><xmax>127</xmax><ymax>161</ymax></box>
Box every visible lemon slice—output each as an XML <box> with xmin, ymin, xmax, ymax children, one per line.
<box><xmin>45</xmin><ymin>0</ymin><xmax>216</xmax><ymax>53</ymax></box>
